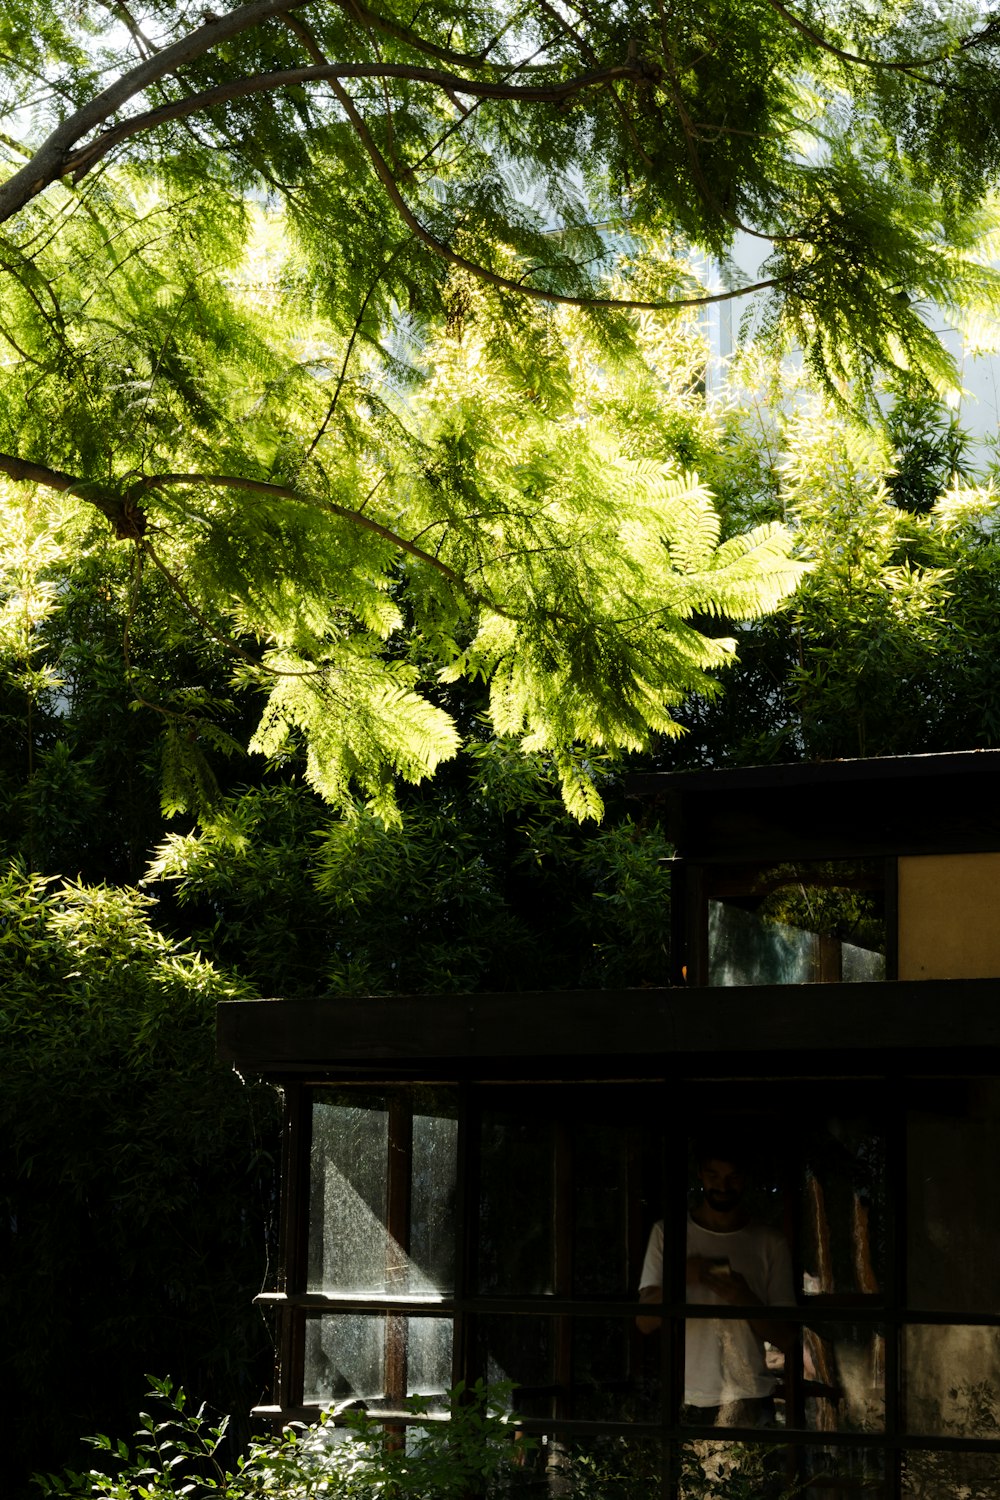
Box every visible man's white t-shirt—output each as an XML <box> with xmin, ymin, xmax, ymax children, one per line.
<box><xmin>639</xmin><ymin>1217</ymin><xmax>795</xmax><ymax>1407</ymax></box>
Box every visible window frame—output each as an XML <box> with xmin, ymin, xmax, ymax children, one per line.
<box><xmin>260</xmin><ymin>1067</ymin><xmax>1000</xmax><ymax>1500</ymax></box>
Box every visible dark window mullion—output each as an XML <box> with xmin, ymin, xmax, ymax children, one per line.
<box><xmin>384</xmin><ymin>1094</ymin><xmax>413</xmax><ymax>1407</ymax></box>
<box><xmin>553</xmin><ymin>1121</ymin><xmax>574</xmax><ymax>1422</ymax></box>
<box><xmin>459</xmin><ymin>1088</ymin><xmax>484</xmax><ymax>1391</ymax></box>
<box><xmin>451</xmin><ymin>1082</ymin><xmax>472</xmax><ymax>1393</ymax></box>
<box><xmin>884</xmin><ymin>856</ymin><xmax>899</xmax><ymax>979</ymax></box>
<box><xmin>885</xmin><ymin>1077</ymin><xmax>905</xmax><ymax>1500</ymax></box>
<box><xmin>663</xmin><ymin>1105</ymin><xmax>687</xmax><ymax>1498</ymax></box>
<box><xmin>280</xmin><ymin>1081</ymin><xmax>310</xmax><ymax>1411</ymax></box>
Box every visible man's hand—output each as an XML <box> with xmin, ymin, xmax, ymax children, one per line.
<box><xmin>686</xmin><ymin>1257</ymin><xmax>759</xmax><ymax>1302</ymax></box>
<box><xmin>702</xmin><ymin>1268</ymin><xmax>761</xmax><ymax>1307</ymax></box>
<box><xmin>690</xmin><ymin>1259</ymin><xmax>794</xmax><ymax>1352</ymax></box>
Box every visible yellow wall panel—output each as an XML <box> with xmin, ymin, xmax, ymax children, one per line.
<box><xmin>898</xmin><ymin>853</ymin><xmax>1000</xmax><ymax>980</ymax></box>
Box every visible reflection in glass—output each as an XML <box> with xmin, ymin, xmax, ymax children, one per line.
<box><xmin>680</xmin><ymin>1439</ymin><xmax>886</xmax><ymax>1500</ymax></box>
<box><xmin>492</xmin><ymin>1436</ymin><xmax>662</xmax><ymax>1500</ymax></box>
<box><xmin>902</xmin><ymin>1448</ymin><xmax>1000</xmax><ymax>1500</ymax></box>
<box><xmin>707</xmin><ymin>861</ymin><xmax>885</xmax><ymax>986</ymax></box>
<box><xmin>800</xmin><ymin>1117</ymin><xmax>886</xmax><ymax>1299</ymax></box>
<box><xmin>410</xmin><ymin>1109</ymin><xmax>458</xmax><ymax>1294</ymax></box>
<box><xmin>574</xmin><ymin>1318</ymin><xmax>659</xmax><ymax>1424</ymax></box>
<box><xmin>905</xmin><ymin>1325</ymin><xmax>1000</xmax><ymax>1437</ymax></box>
<box><xmin>478</xmin><ymin>1316</ymin><xmax>553</xmax><ymax>1421</ymax></box>
<box><xmin>797</xmin><ymin>1322</ymin><xmax>886</xmax><ymax>1434</ymax></box>
<box><xmin>679</xmin><ymin>1437</ymin><xmax>786</xmax><ymax>1500</ymax></box>
<box><xmin>303</xmin><ymin>1314</ymin><xmax>453</xmax><ymax>1408</ymax></box>
<box><xmin>478</xmin><ymin>1114</ymin><xmax>554</xmax><ymax>1295</ymax></box>
<box><xmin>709</xmin><ymin>900</ymin><xmax>820</xmax><ymax>985</ymax></box>
<box><xmin>573</xmin><ymin>1123</ymin><xmax>631</xmax><ymax>1297</ymax></box>
<box><xmin>908</xmin><ymin>1081</ymin><xmax>1000</xmax><ymax>1311</ymax></box>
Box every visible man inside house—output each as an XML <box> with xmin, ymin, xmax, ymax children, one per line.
<box><xmin>636</xmin><ymin>1139</ymin><xmax>795</xmax><ymax>1428</ymax></box>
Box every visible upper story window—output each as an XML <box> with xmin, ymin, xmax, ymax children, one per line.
<box><xmin>704</xmin><ymin>859</ymin><xmax>886</xmax><ymax>985</ymax></box>
<box><xmin>695</xmin><ymin>849</ymin><xmax>1000</xmax><ymax>986</ymax></box>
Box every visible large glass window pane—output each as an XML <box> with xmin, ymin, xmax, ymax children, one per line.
<box><xmin>478</xmin><ymin>1315</ymin><xmax>554</xmax><ymax>1420</ymax></box>
<box><xmin>800</xmin><ymin>1111</ymin><xmax>886</xmax><ymax>1299</ymax></box>
<box><xmin>478</xmin><ymin>1113</ymin><xmax>554</xmax><ymax>1295</ymax></box>
<box><xmin>904</xmin><ymin>1325</ymin><xmax>1000</xmax><ymax>1437</ymax></box>
<box><xmin>303</xmin><ymin>1313</ymin><xmax>453</xmax><ymax>1409</ymax></box>
<box><xmin>490</xmin><ymin>1436</ymin><xmax>663</xmax><ymax>1500</ymax></box>
<box><xmin>908</xmin><ymin>1080</ymin><xmax>1000</xmax><ymax>1311</ymax></box>
<box><xmin>679</xmin><ymin>1439</ymin><xmax>886</xmax><ymax>1500</ymax></box>
<box><xmin>573</xmin><ymin>1122</ymin><xmax>633</xmax><ymax>1297</ymax></box>
<box><xmin>573</xmin><ymin>1316</ymin><xmax>652</xmax><ymax>1423</ymax></box>
<box><xmin>679</xmin><ymin>1312</ymin><xmax>788</xmax><ymax>1429</ymax></box>
<box><xmin>309</xmin><ymin>1093</ymin><xmax>389</xmax><ymax>1294</ymax></box>
<box><xmin>410</xmin><ymin>1103</ymin><xmax>458</xmax><ymax>1295</ymax></box>
<box><xmin>798</xmin><ymin>1321</ymin><xmax>885</xmax><ymax>1434</ymax></box>
<box><xmin>902</xmin><ymin>1449</ymin><xmax>1000</xmax><ymax>1500</ymax></box>
<box><xmin>707</xmin><ymin>861</ymin><xmax>885</xmax><ymax>986</ymax></box>
<box><xmin>308</xmin><ymin>1088</ymin><xmax>458</xmax><ymax>1297</ymax></box>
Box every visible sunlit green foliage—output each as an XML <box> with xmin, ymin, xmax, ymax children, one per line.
<box><xmin>36</xmin><ymin>1377</ymin><xmax>528</xmax><ymax>1500</ymax></box>
<box><xmin>671</xmin><ymin>371</ymin><xmax>1000</xmax><ymax>765</ymax></box>
<box><xmin>0</xmin><ymin>218</ymin><xmax>805</xmax><ymax>822</ymax></box>
<box><xmin>3</xmin><ymin>0</ymin><xmax>1000</xmax><ymax>815</ymax></box>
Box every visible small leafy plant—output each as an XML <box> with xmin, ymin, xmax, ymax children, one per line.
<box><xmin>34</xmin><ymin>1376</ymin><xmax>529</xmax><ymax>1500</ymax></box>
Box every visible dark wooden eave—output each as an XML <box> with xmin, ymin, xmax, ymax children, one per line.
<box><xmin>628</xmin><ymin>748</ymin><xmax>1000</xmax><ymax>862</ymax></box>
<box><xmin>218</xmin><ymin>978</ymin><xmax>1000</xmax><ymax>1079</ymax></box>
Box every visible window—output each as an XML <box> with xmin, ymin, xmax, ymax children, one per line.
<box><xmin>703</xmin><ymin>860</ymin><xmax>887</xmax><ymax>986</ymax></box>
<box><xmin>266</xmin><ymin>1073</ymin><xmax>1000</xmax><ymax>1499</ymax></box>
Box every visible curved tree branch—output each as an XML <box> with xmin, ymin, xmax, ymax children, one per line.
<box><xmin>0</xmin><ymin>451</ymin><xmax>146</xmax><ymax>537</ymax></box>
<box><xmin>0</xmin><ymin>448</ymin><xmax>475</xmax><ymax>590</ymax></box>
<box><xmin>327</xmin><ymin>74</ymin><xmax>790</xmax><ymax>311</ymax></box>
<box><xmin>764</xmin><ymin>0</ymin><xmax>963</xmax><ymax>81</ymax></box>
<box><xmin>59</xmin><ymin>59</ymin><xmax>650</xmax><ymax>183</ymax></box>
<box><xmin>0</xmin><ymin>449</ymin><xmax>526</xmax><ymax>639</ymax></box>
<box><xmin>135</xmin><ymin>471</ymin><xmax>473</xmax><ymax>590</ymax></box>
<box><xmin>0</xmin><ymin>0</ymin><xmax>312</xmax><ymax>222</ymax></box>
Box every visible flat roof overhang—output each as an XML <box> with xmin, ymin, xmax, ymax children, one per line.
<box><xmin>218</xmin><ymin>977</ymin><xmax>1000</xmax><ymax>1079</ymax></box>
<box><xmin>629</xmin><ymin>747</ymin><xmax>1000</xmax><ymax>861</ymax></box>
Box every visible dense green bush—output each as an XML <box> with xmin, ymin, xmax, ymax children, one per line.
<box><xmin>0</xmin><ymin>871</ymin><xmax>279</xmax><ymax>1495</ymax></box>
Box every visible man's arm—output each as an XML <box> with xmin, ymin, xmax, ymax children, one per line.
<box><xmin>636</xmin><ymin>1256</ymin><xmax>724</xmax><ymax>1335</ymax></box>
<box><xmin>705</xmin><ymin>1268</ymin><xmax>795</xmax><ymax>1352</ymax></box>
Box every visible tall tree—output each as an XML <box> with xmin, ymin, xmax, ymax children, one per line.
<box><xmin>0</xmin><ymin>230</ymin><xmax>804</xmax><ymax>820</ymax></box>
<box><xmin>1</xmin><ymin>1</ymin><xmax>998</xmax><ymax>814</ymax></box>
<box><xmin>2</xmin><ymin>0</ymin><xmax>999</xmax><ymax>382</ymax></box>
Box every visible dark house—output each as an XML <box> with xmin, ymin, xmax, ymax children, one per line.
<box><xmin>218</xmin><ymin>749</ymin><xmax>1000</xmax><ymax>1498</ymax></box>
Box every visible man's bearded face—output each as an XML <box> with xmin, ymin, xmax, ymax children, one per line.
<box><xmin>699</xmin><ymin>1159</ymin><xmax>746</xmax><ymax>1213</ymax></box>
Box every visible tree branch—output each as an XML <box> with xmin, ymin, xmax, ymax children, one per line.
<box><xmin>0</xmin><ymin>450</ymin><xmax>519</xmax><ymax>651</ymax></box>
<box><xmin>135</xmin><ymin>471</ymin><xmax>472</xmax><ymax>589</ymax></box>
<box><xmin>59</xmin><ymin>59</ymin><xmax>649</xmax><ymax>184</ymax></box>
<box><xmin>764</xmin><ymin>0</ymin><xmax>959</xmax><ymax>81</ymax></box>
<box><xmin>0</xmin><ymin>451</ymin><xmax>146</xmax><ymax>538</ymax></box>
<box><xmin>328</xmin><ymin>75</ymin><xmax>790</xmax><ymax>311</ymax></box>
<box><xmin>0</xmin><ymin>0</ymin><xmax>312</xmax><ymax>222</ymax></box>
